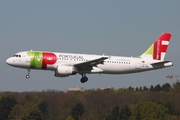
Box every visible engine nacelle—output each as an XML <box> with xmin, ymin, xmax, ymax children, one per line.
<box><xmin>55</xmin><ymin>65</ymin><xmax>77</xmax><ymax>77</ymax></box>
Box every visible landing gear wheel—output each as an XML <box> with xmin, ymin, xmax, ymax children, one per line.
<box><xmin>26</xmin><ymin>75</ymin><xmax>30</xmax><ymax>79</ymax></box>
<box><xmin>80</xmin><ymin>76</ymin><xmax>88</xmax><ymax>83</ymax></box>
<box><xmin>26</xmin><ymin>69</ymin><xmax>30</xmax><ymax>79</ymax></box>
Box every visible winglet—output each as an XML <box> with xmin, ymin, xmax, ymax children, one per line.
<box><xmin>140</xmin><ymin>33</ymin><xmax>172</xmax><ymax>60</ymax></box>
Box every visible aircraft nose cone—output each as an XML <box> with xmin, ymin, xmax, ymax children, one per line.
<box><xmin>6</xmin><ymin>58</ymin><xmax>12</xmax><ymax>65</ymax></box>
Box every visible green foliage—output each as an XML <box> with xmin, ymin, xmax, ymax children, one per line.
<box><xmin>106</xmin><ymin>105</ymin><xmax>131</xmax><ymax>120</ymax></box>
<box><xmin>116</xmin><ymin>88</ymin><xmax>125</xmax><ymax>93</ymax></box>
<box><xmin>66</xmin><ymin>115</ymin><xmax>75</xmax><ymax>120</ymax></box>
<box><xmin>71</xmin><ymin>103</ymin><xmax>85</xmax><ymax>120</ymax></box>
<box><xmin>120</xmin><ymin>105</ymin><xmax>132</xmax><ymax>119</ymax></box>
<box><xmin>143</xmin><ymin>86</ymin><xmax>148</xmax><ymax>91</ymax></box>
<box><xmin>128</xmin><ymin>86</ymin><xmax>134</xmax><ymax>91</ymax></box>
<box><xmin>165</xmin><ymin>102</ymin><xmax>180</xmax><ymax>116</ymax></box>
<box><xmin>149</xmin><ymin>83</ymin><xmax>171</xmax><ymax>92</ymax></box>
<box><xmin>21</xmin><ymin>99</ymin><xmax>52</xmax><ymax>120</ymax></box>
<box><xmin>161</xmin><ymin>83</ymin><xmax>171</xmax><ymax>92</ymax></box>
<box><xmin>38</xmin><ymin>100</ymin><xmax>51</xmax><ymax>120</ymax></box>
<box><xmin>0</xmin><ymin>96</ymin><xmax>17</xmax><ymax>120</ymax></box>
<box><xmin>171</xmin><ymin>80</ymin><xmax>180</xmax><ymax>94</ymax></box>
<box><xmin>106</xmin><ymin>105</ymin><xmax>120</xmax><ymax>120</ymax></box>
<box><xmin>150</xmin><ymin>85</ymin><xmax>154</xmax><ymax>91</ymax></box>
<box><xmin>154</xmin><ymin>84</ymin><xmax>161</xmax><ymax>92</ymax></box>
<box><xmin>130</xmin><ymin>101</ymin><xmax>168</xmax><ymax>120</ymax></box>
<box><xmin>23</xmin><ymin>110</ymin><xmax>43</xmax><ymax>120</ymax></box>
<box><xmin>0</xmin><ymin>82</ymin><xmax>179</xmax><ymax>119</ymax></box>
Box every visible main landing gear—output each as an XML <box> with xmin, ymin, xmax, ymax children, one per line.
<box><xmin>80</xmin><ymin>74</ymin><xmax>88</xmax><ymax>83</ymax></box>
<box><xmin>26</xmin><ymin>69</ymin><xmax>30</xmax><ymax>79</ymax></box>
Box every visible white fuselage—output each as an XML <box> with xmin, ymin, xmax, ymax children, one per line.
<box><xmin>6</xmin><ymin>51</ymin><xmax>172</xmax><ymax>75</ymax></box>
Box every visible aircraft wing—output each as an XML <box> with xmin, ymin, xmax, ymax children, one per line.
<box><xmin>74</xmin><ymin>56</ymin><xmax>108</xmax><ymax>72</ymax></box>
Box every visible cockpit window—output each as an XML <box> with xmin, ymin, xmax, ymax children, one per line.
<box><xmin>13</xmin><ymin>55</ymin><xmax>18</xmax><ymax>57</ymax></box>
<box><xmin>13</xmin><ymin>55</ymin><xmax>21</xmax><ymax>57</ymax></box>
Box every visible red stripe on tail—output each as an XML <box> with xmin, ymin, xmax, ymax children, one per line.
<box><xmin>153</xmin><ymin>33</ymin><xmax>171</xmax><ymax>60</ymax></box>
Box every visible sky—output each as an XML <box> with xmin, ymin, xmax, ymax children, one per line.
<box><xmin>0</xmin><ymin>1</ymin><xmax>180</xmax><ymax>92</ymax></box>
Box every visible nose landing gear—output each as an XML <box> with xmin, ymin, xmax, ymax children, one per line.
<box><xmin>26</xmin><ymin>69</ymin><xmax>30</xmax><ymax>79</ymax></box>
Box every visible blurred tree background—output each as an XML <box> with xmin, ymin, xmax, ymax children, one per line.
<box><xmin>0</xmin><ymin>82</ymin><xmax>180</xmax><ymax>120</ymax></box>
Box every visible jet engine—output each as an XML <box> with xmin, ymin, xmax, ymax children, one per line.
<box><xmin>54</xmin><ymin>65</ymin><xmax>77</xmax><ymax>77</ymax></box>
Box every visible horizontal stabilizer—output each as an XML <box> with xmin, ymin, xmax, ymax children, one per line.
<box><xmin>151</xmin><ymin>61</ymin><xmax>173</xmax><ymax>68</ymax></box>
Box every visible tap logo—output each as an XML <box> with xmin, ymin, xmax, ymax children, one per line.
<box><xmin>28</xmin><ymin>52</ymin><xmax>57</xmax><ymax>69</ymax></box>
<box><xmin>42</xmin><ymin>52</ymin><xmax>57</xmax><ymax>69</ymax></box>
<box><xmin>47</xmin><ymin>57</ymin><xmax>53</xmax><ymax>60</ymax></box>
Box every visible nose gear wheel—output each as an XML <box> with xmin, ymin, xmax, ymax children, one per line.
<box><xmin>26</xmin><ymin>69</ymin><xmax>30</xmax><ymax>79</ymax></box>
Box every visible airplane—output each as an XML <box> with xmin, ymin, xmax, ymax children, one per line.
<box><xmin>6</xmin><ymin>33</ymin><xmax>173</xmax><ymax>83</ymax></box>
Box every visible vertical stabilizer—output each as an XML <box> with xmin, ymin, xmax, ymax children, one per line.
<box><xmin>140</xmin><ymin>33</ymin><xmax>171</xmax><ymax>60</ymax></box>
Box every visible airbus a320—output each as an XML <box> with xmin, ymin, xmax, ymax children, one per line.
<box><xmin>6</xmin><ymin>33</ymin><xmax>173</xmax><ymax>83</ymax></box>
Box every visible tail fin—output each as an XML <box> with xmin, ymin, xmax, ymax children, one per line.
<box><xmin>140</xmin><ymin>33</ymin><xmax>172</xmax><ymax>60</ymax></box>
